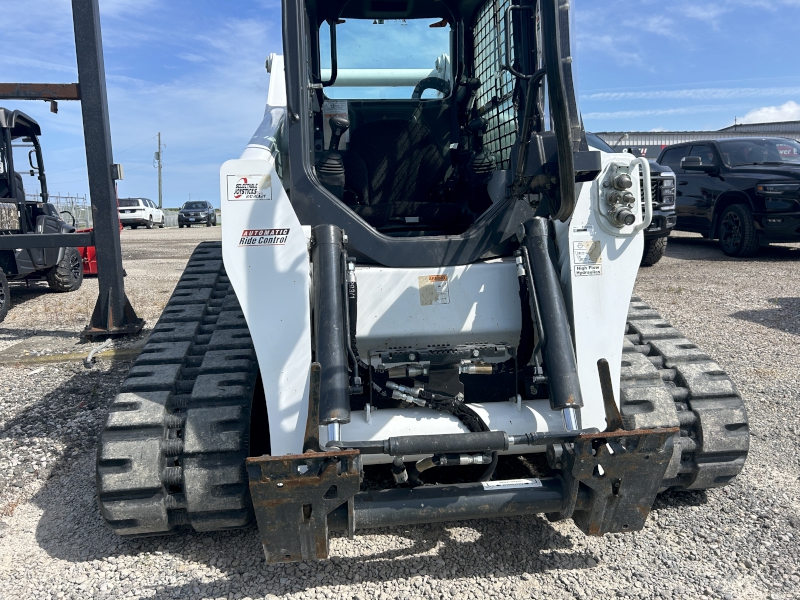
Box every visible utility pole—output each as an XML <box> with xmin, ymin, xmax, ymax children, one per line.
<box><xmin>155</xmin><ymin>132</ymin><xmax>163</xmax><ymax>208</ymax></box>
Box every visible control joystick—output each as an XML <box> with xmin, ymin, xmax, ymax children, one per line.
<box><xmin>328</xmin><ymin>115</ymin><xmax>350</xmax><ymax>151</ymax></box>
<box><xmin>316</xmin><ymin>116</ymin><xmax>350</xmax><ymax>200</ymax></box>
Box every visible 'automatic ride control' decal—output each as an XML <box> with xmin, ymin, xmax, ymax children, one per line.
<box><xmin>239</xmin><ymin>229</ymin><xmax>289</xmax><ymax>246</ymax></box>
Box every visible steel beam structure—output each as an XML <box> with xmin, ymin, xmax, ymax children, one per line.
<box><xmin>0</xmin><ymin>0</ymin><xmax>143</xmax><ymax>337</ymax></box>
<box><xmin>0</xmin><ymin>232</ymin><xmax>93</xmax><ymax>250</ymax></box>
<box><xmin>71</xmin><ymin>0</ymin><xmax>143</xmax><ymax>337</ymax></box>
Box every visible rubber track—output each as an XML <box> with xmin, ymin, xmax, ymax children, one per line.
<box><xmin>96</xmin><ymin>242</ymin><xmax>259</xmax><ymax>536</ymax></box>
<box><xmin>622</xmin><ymin>296</ymin><xmax>749</xmax><ymax>491</ymax></box>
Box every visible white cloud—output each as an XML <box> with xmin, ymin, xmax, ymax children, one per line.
<box><xmin>584</xmin><ymin>105</ymin><xmax>734</xmax><ymax>120</ymax></box>
<box><xmin>741</xmin><ymin>100</ymin><xmax>800</xmax><ymax>124</ymax></box>
<box><xmin>584</xmin><ymin>86</ymin><xmax>800</xmax><ymax>102</ymax></box>
<box><xmin>621</xmin><ymin>15</ymin><xmax>682</xmax><ymax>39</ymax></box>
<box><xmin>678</xmin><ymin>4</ymin><xmax>730</xmax><ymax>22</ymax></box>
<box><xmin>177</xmin><ymin>53</ymin><xmax>207</xmax><ymax>63</ymax></box>
<box><xmin>575</xmin><ymin>32</ymin><xmax>644</xmax><ymax>68</ymax></box>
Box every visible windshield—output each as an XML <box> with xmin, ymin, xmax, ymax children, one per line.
<box><xmin>586</xmin><ymin>133</ymin><xmax>615</xmax><ymax>153</ymax></box>
<box><xmin>718</xmin><ymin>139</ymin><xmax>800</xmax><ymax>167</ymax></box>
<box><xmin>118</xmin><ymin>199</ymin><xmax>141</xmax><ymax>208</ymax></box>
<box><xmin>319</xmin><ymin>19</ymin><xmax>451</xmax><ymax>100</ymax></box>
<box><xmin>182</xmin><ymin>202</ymin><xmax>206</xmax><ymax>210</ymax></box>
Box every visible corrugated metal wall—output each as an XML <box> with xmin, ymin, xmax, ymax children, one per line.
<box><xmin>594</xmin><ymin>121</ymin><xmax>800</xmax><ymax>160</ymax></box>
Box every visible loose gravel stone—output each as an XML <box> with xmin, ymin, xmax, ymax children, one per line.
<box><xmin>0</xmin><ymin>229</ymin><xmax>798</xmax><ymax>600</ymax></box>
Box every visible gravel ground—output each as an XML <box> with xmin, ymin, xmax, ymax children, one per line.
<box><xmin>0</xmin><ymin>228</ymin><xmax>798</xmax><ymax>600</ymax></box>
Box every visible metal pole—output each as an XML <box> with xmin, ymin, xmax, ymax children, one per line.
<box><xmin>157</xmin><ymin>132</ymin><xmax>162</xmax><ymax>209</ymax></box>
<box><xmin>72</xmin><ymin>0</ymin><xmax>143</xmax><ymax>337</ymax></box>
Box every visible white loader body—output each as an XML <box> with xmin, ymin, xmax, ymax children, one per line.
<box><xmin>220</xmin><ymin>56</ymin><xmax>650</xmax><ymax>462</ymax></box>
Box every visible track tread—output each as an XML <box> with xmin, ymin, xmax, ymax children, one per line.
<box><xmin>96</xmin><ymin>241</ymin><xmax>258</xmax><ymax>537</ymax></box>
<box><xmin>621</xmin><ymin>299</ymin><xmax>749</xmax><ymax>491</ymax></box>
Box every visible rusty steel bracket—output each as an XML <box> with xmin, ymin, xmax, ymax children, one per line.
<box><xmin>547</xmin><ymin>359</ymin><xmax>678</xmax><ymax>533</ymax></box>
<box><xmin>246</xmin><ymin>450</ymin><xmax>361</xmax><ymax>563</ymax></box>
<box><xmin>246</xmin><ymin>361</ymin><xmax>361</xmax><ymax>563</ymax></box>
<box><xmin>567</xmin><ymin>427</ymin><xmax>678</xmax><ymax>535</ymax></box>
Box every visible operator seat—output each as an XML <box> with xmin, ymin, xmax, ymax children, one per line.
<box><xmin>343</xmin><ymin>119</ymin><xmax>468</xmax><ymax>230</ymax></box>
<box><xmin>0</xmin><ymin>172</ymin><xmax>26</xmax><ymax>202</ymax></box>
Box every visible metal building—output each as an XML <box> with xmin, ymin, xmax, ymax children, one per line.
<box><xmin>595</xmin><ymin>121</ymin><xmax>800</xmax><ymax>160</ymax></box>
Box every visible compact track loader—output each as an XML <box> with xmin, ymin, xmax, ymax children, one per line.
<box><xmin>97</xmin><ymin>0</ymin><xmax>749</xmax><ymax>563</ymax></box>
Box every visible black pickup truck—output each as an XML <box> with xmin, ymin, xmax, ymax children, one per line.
<box><xmin>587</xmin><ymin>133</ymin><xmax>677</xmax><ymax>266</ymax></box>
<box><xmin>657</xmin><ymin>137</ymin><xmax>800</xmax><ymax>257</ymax></box>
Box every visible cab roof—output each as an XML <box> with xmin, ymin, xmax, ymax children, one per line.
<box><xmin>310</xmin><ymin>0</ymin><xmax>486</xmax><ymax>24</ymax></box>
<box><xmin>0</xmin><ymin>108</ymin><xmax>41</xmax><ymax>139</ymax></box>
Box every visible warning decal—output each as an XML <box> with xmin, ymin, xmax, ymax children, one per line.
<box><xmin>573</xmin><ymin>240</ymin><xmax>602</xmax><ymax>265</ymax></box>
<box><xmin>227</xmin><ymin>174</ymin><xmax>272</xmax><ymax>201</ymax></box>
<box><xmin>418</xmin><ymin>274</ymin><xmax>450</xmax><ymax>306</ymax></box>
<box><xmin>239</xmin><ymin>228</ymin><xmax>289</xmax><ymax>247</ymax></box>
<box><xmin>482</xmin><ymin>478</ymin><xmax>543</xmax><ymax>490</ymax></box>
<box><xmin>573</xmin><ymin>240</ymin><xmax>602</xmax><ymax>277</ymax></box>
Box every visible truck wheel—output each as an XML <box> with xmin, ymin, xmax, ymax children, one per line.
<box><xmin>145</xmin><ymin>216</ymin><xmax>154</xmax><ymax>230</ymax></box>
<box><xmin>46</xmin><ymin>247</ymin><xmax>84</xmax><ymax>292</ymax></box>
<box><xmin>0</xmin><ymin>271</ymin><xmax>9</xmax><ymax>323</ymax></box>
<box><xmin>160</xmin><ymin>217</ymin><xmax>165</xmax><ymax>229</ymax></box>
<box><xmin>719</xmin><ymin>204</ymin><xmax>759</xmax><ymax>257</ymax></box>
<box><xmin>206</xmin><ymin>218</ymin><xmax>212</xmax><ymax>227</ymax></box>
<box><xmin>131</xmin><ymin>225</ymin><xmax>138</xmax><ymax>230</ymax></box>
<box><xmin>640</xmin><ymin>237</ymin><xmax>667</xmax><ymax>267</ymax></box>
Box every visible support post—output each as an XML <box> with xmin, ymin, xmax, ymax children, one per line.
<box><xmin>156</xmin><ymin>132</ymin><xmax>163</xmax><ymax>208</ymax></box>
<box><xmin>72</xmin><ymin>0</ymin><xmax>143</xmax><ymax>337</ymax></box>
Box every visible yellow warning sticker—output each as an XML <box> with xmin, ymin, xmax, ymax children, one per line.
<box><xmin>418</xmin><ymin>274</ymin><xmax>450</xmax><ymax>306</ymax></box>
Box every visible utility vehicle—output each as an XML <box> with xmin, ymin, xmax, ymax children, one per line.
<box><xmin>0</xmin><ymin>108</ymin><xmax>84</xmax><ymax>321</ymax></box>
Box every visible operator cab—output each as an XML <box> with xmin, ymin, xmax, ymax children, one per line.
<box><xmin>0</xmin><ymin>108</ymin><xmax>53</xmax><ymax>233</ymax></box>
<box><xmin>276</xmin><ymin>0</ymin><xmax>590</xmax><ymax>240</ymax></box>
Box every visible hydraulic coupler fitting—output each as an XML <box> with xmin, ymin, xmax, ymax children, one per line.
<box><xmin>458</xmin><ymin>361</ymin><xmax>493</xmax><ymax>375</ymax></box>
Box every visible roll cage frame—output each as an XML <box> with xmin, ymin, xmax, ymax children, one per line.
<box><xmin>281</xmin><ymin>0</ymin><xmax>595</xmax><ymax>268</ymax></box>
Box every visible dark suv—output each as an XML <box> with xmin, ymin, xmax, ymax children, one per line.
<box><xmin>178</xmin><ymin>201</ymin><xmax>217</xmax><ymax>228</ymax></box>
<box><xmin>657</xmin><ymin>137</ymin><xmax>800</xmax><ymax>256</ymax></box>
<box><xmin>587</xmin><ymin>133</ymin><xmax>677</xmax><ymax>266</ymax></box>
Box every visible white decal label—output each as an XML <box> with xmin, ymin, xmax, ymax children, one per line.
<box><xmin>573</xmin><ymin>240</ymin><xmax>602</xmax><ymax>265</ymax></box>
<box><xmin>575</xmin><ymin>264</ymin><xmax>602</xmax><ymax>277</ymax></box>
<box><xmin>227</xmin><ymin>174</ymin><xmax>272</xmax><ymax>201</ymax></box>
<box><xmin>418</xmin><ymin>274</ymin><xmax>450</xmax><ymax>306</ymax></box>
<box><xmin>482</xmin><ymin>478</ymin><xmax>543</xmax><ymax>490</ymax></box>
<box><xmin>239</xmin><ymin>228</ymin><xmax>289</xmax><ymax>247</ymax></box>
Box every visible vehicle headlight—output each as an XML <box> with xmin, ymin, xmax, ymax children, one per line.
<box><xmin>661</xmin><ymin>178</ymin><xmax>675</xmax><ymax>189</ymax></box>
<box><xmin>661</xmin><ymin>194</ymin><xmax>675</xmax><ymax>205</ymax></box>
<box><xmin>755</xmin><ymin>182</ymin><xmax>800</xmax><ymax>196</ymax></box>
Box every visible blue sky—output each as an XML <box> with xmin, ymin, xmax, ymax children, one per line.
<box><xmin>2</xmin><ymin>0</ymin><xmax>799</xmax><ymax>206</ymax></box>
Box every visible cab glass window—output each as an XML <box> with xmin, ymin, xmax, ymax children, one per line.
<box><xmin>688</xmin><ymin>145</ymin><xmax>717</xmax><ymax>166</ymax></box>
<box><xmin>319</xmin><ymin>19</ymin><xmax>451</xmax><ymax>100</ymax></box>
<box><xmin>659</xmin><ymin>148</ymin><xmax>689</xmax><ymax>172</ymax></box>
<box><xmin>718</xmin><ymin>138</ymin><xmax>800</xmax><ymax>166</ymax></box>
